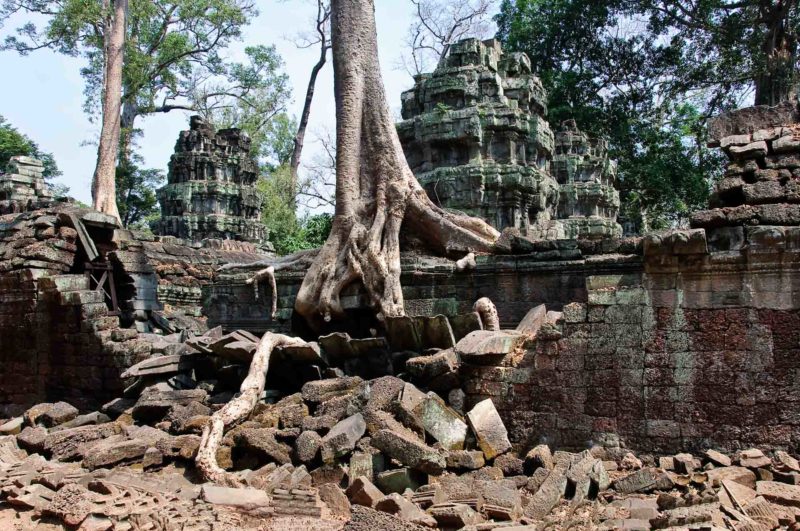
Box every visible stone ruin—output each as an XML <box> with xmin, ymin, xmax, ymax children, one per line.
<box><xmin>156</xmin><ymin>115</ymin><xmax>269</xmax><ymax>247</ymax></box>
<box><xmin>4</xmin><ymin>54</ymin><xmax>800</xmax><ymax>530</ymax></box>
<box><xmin>397</xmin><ymin>39</ymin><xmax>622</xmax><ymax>241</ymax></box>
<box><xmin>0</xmin><ymin>155</ymin><xmax>53</xmax><ymax>215</ymax></box>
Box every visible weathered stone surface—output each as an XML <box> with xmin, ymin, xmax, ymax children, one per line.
<box><xmin>132</xmin><ymin>389</ymin><xmax>208</xmax><ymax>423</ymax></box>
<box><xmin>295</xmin><ymin>430</ymin><xmax>322</xmax><ymax>463</ymax></box>
<box><xmin>446</xmin><ymin>450</ymin><xmax>486</xmax><ymax>470</ymax></box>
<box><xmin>413</xmin><ymin>392</ymin><xmax>467</xmax><ymax>450</ymax></box>
<box><xmin>200</xmin><ymin>484</ymin><xmax>271</xmax><ymax>509</ymax></box>
<box><xmin>43</xmin><ymin>483</ymin><xmax>92</xmax><ymax>526</ymax></box>
<box><xmin>0</xmin><ymin>416</ymin><xmax>23</xmax><ymax>435</ymax></box>
<box><xmin>456</xmin><ymin>330</ymin><xmax>527</xmax><ymax>365</ymax></box>
<box><xmin>371</xmin><ymin>429</ymin><xmax>445</xmax><ymax>475</ymax></box>
<box><xmin>302</xmin><ymin>377</ymin><xmax>364</xmax><ymax>404</ymax></box>
<box><xmin>43</xmin><ymin>423</ymin><xmax>122</xmax><ymax>461</ymax></box>
<box><xmin>375</xmin><ymin>468</ymin><xmax>422</xmax><ymax>494</ymax></box>
<box><xmin>24</xmin><ymin>401</ymin><xmax>79</xmax><ymax>428</ymax></box>
<box><xmin>234</xmin><ymin>427</ymin><xmax>292</xmax><ymax>465</ymax></box>
<box><xmin>346</xmin><ymin>476</ymin><xmax>384</xmax><ymax>507</ymax></box>
<box><xmin>705</xmin><ymin>449</ymin><xmax>731</xmax><ymax>467</ymax></box>
<box><xmin>320</xmin><ymin>413</ymin><xmax>366</xmax><ymax>462</ymax></box>
<box><xmin>466</xmin><ymin>398</ymin><xmax>511</xmax><ymax>460</ymax></box>
<box><xmin>319</xmin><ymin>483</ymin><xmax>351</xmax><ymax>519</ymax></box>
<box><xmin>525</xmin><ymin>459</ymin><xmax>569</xmax><ymax>519</ymax></box>
<box><xmin>525</xmin><ymin>444</ymin><xmax>554</xmax><ymax>473</ymax></box>
<box><xmin>706</xmin><ymin>466</ymin><xmax>757</xmax><ymax>489</ymax></box>
<box><xmin>739</xmin><ymin>448</ymin><xmax>771</xmax><ymax>469</ymax></box>
<box><xmin>757</xmin><ymin>480</ymin><xmax>800</xmax><ymax>507</ymax></box>
<box><xmin>375</xmin><ymin>493</ymin><xmax>437</xmax><ymax>527</ymax></box>
<box><xmin>428</xmin><ymin>502</ymin><xmax>482</xmax><ymax>527</ymax></box>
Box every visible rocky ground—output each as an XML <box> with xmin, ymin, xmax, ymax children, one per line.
<box><xmin>1</xmin><ymin>325</ymin><xmax>800</xmax><ymax>530</ymax></box>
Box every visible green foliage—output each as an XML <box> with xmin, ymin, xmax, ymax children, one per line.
<box><xmin>495</xmin><ymin>0</ymin><xmax>737</xmax><ymax>230</ymax></box>
<box><xmin>115</xmin><ymin>156</ymin><xmax>164</xmax><ymax>229</ymax></box>
<box><xmin>0</xmin><ymin>115</ymin><xmax>61</xmax><ymax>179</ymax></box>
<box><xmin>257</xmin><ymin>165</ymin><xmax>332</xmax><ymax>255</ymax></box>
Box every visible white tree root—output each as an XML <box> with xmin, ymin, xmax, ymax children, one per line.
<box><xmin>247</xmin><ymin>266</ymin><xmax>277</xmax><ymax>319</ymax></box>
<box><xmin>455</xmin><ymin>252</ymin><xmax>476</xmax><ymax>272</ymax></box>
<box><xmin>474</xmin><ymin>297</ymin><xmax>499</xmax><ymax>331</ymax></box>
<box><xmin>195</xmin><ymin>332</ymin><xmax>309</xmax><ymax>487</ymax></box>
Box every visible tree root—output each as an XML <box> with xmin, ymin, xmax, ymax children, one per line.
<box><xmin>474</xmin><ymin>297</ymin><xmax>499</xmax><ymax>331</ymax></box>
<box><xmin>195</xmin><ymin>332</ymin><xmax>309</xmax><ymax>487</ymax></box>
<box><xmin>247</xmin><ymin>266</ymin><xmax>277</xmax><ymax>319</ymax></box>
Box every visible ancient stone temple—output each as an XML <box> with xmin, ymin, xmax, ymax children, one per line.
<box><xmin>0</xmin><ymin>155</ymin><xmax>53</xmax><ymax>214</ymax></box>
<box><xmin>397</xmin><ymin>38</ymin><xmax>561</xmax><ymax>239</ymax></box>
<box><xmin>156</xmin><ymin>116</ymin><xmax>267</xmax><ymax>245</ymax></box>
<box><xmin>552</xmin><ymin>120</ymin><xmax>622</xmax><ymax>239</ymax></box>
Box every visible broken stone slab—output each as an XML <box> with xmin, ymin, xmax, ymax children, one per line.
<box><xmin>318</xmin><ymin>483</ymin><xmax>351</xmax><ymax>519</ymax></box>
<box><xmin>525</xmin><ymin>444</ymin><xmax>554</xmax><ymax>474</ymax></box>
<box><xmin>301</xmin><ymin>376</ymin><xmax>363</xmax><ymax>403</ymax></box>
<box><xmin>375</xmin><ymin>492</ymin><xmax>438</xmax><ymax>527</ymax></box>
<box><xmin>121</xmin><ymin>352</ymin><xmax>205</xmax><ymax>378</ymax></box>
<box><xmin>413</xmin><ymin>392</ymin><xmax>467</xmax><ymax>451</ymax></box>
<box><xmin>7</xmin><ymin>483</ymin><xmax>56</xmax><ymax>511</ymax></box>
<box><xmin>43</xmin><ymin>483</ymin><xmax>93</xmax><ymax>527</ymax></box>
<box><xmin>428</xmin><ymin>502</ymin><xmax>482</xmax><ymax>528</ymax></box>
<box><xmin>524</xmin><ymin>458</ymin><xmax>569</xmax><ymax>519</ymax></box>
<box><xmin>613</xmin><ymin>468</ymin><xmax>661</xmax><ymax>494</ymax></box>
<box><xmin>776</xmin><ymin>450</ymin><xmax>800</xmax><ymax>472</ymax></box>
<box><xmin>371</xmin><ymin>429</ymin><xmax>445</xmax><ymax>475</ymax></box>
<box><xmin>320</xmin><ymin>413</ymin><xmax>366</xmax><ymax>463</ymax></box>
<box><xmin>349</xmin><ymin>452</ymin><xmax>375</xmax><ymax>483</ymax></box>
<box><xmin>42</xmin><ymin>423</ymin><xmax>123</xmax><ymax>461</ymax></box>
<box><xmin>234</xmin><ymin>428</ymin><xmax>292</xmax><ymax>465</ymax></box>
<box><xmin>132</xmin><ymin>389</ymin><xmax>208</xmax><ymax>423</ymax></box>
<box><xmin>50</xmin><ymin>412</ymin><xmax>111</xmax><ymax>432</ymax></box>
<box><xmin>405</xmin><ymin>349</ymin><xmax>460</xmax><ymax>382</ymax></box>
<box><xmin>738</xmin><ymin>448</ymin><xmax>772</xmax><ymax>469</ymax></box>
<box><xmin>448</xmin><ymin>312</ymin><xmax>483</xmax><ymax>342</ymax></box>
<box><xmin>705</xmin><ymin>449</ymin><xmax>732</xmax><ymax>467</ymax></box>
<box><xmin>706</xmin><ymin>466</ymin><xmax>758</xmax><ymax>490</ymax></box>
<box><xmin>466</xmin><ymin>398</ymin><xmax>511</xmax><ymax>460</ymax></box>
<box><xmin>16</xmin><ymin>426</ymin><xmax>48</xmax><ymax>453</ymax></box>
<box><xmin>365</xmin><ymin>375</ymin><xmax>406</xmax><ymax>412</ymax></box>
<box><xmin>516</xmin><ymin>304</ymin><xmax>547</xmax><ymax>336</ymax></box>
<box><xmin>757</xmin><ymin>481</ymin><xmax>800</xmax><ymax>508</ymax></box>
<box><xmin>384</xmin><ymin>315</ymin><xmax>423</xmax><ymax>352</ymax></box>
<box><xmin>479</xmin><ymin>480</ymin><xmax>522</xmax><ymax>521</ymax></box>
<box><xmin>276</xmin><ymin>341</ymin><xmax>328</xmax><ymax>366</ymax></box>
<box><xmin>201</xmin><ymin>484</ymin><xmax>271</xmax><ymax>510</ymax></box>
<box><xmin>346</xmin><ymin>476</ymin><xmax>384</xmax><ymax>507</ymax></box>
<box><xmin>455</xmin><ymin>330</ymin><xmax>527</xmax><ymax>365</ymax></box>
<box><xmin>0</xmin><ymin>416</ymin><xmax>23</xmax><ymax>435</ymax></box>
<box><xmin>24</xmin><ymin>402</ymin><xmax>79</xmax><ymax>428</ymax></box>
<box><xmin>447</xmin><ymin>450</ymin><xmax>486</xmax><ymax>470</ymax></box>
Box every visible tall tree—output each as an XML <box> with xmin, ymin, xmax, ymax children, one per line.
<box><xmin>288</xmin><ymin>0</ymin><xmax>331</xmax><ymax>202</ymax></box>
<box><xmin>401</xmin><ymin>0</ymin><xmax>498</xmax><ymax>75</ymax></box>
<box><xmin>92</xmin><ymin>0</ymin><xmax>127</xmax><ymax>220</ymax></box>
<box><xmin>294</xmin><ymin>0</ymin><xmax>499</xmax><ymax>327</ymax></box>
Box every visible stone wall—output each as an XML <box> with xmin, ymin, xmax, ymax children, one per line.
<box><xmin>462</xmin><ymin>226</ymin><xmax>800</xmax><ymax>454</ymax></box>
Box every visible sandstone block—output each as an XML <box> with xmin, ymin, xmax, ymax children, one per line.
<box><xmin>466</xmin><ymin>398</ymin><xmax>511</xmax><ymax>460</ymax></box>
<box><xmin>371</xmin><ymin>429</ymin><xmax>445</xmax><ymax>475</ymax></box>
<box><xmin>414</xmin><ymin>392</ymin><xmax>467</xmax><ymax>450</ymax></box>
<box><xmin>376</xmin><ymin>493</ymin><xmax>437</xmax><ymax>527</ymax></box>
<box><xmin>320</xmin><ymin>413</ymin><xmax>366</xmax><ymax>463</ymax></box>
<box><xmin>346</xmin><ymin>476</ymin><xmax>384</xmax><ymax>507</ymax></box>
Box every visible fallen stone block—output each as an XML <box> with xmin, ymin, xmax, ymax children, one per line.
<box><xmin>319</xmin><ymin>483</ymin><xmax>351</xmax><ymax>519</ymax></box>
<box><xmin>43</xmin><ymin>483</ymin><xmax>93</xmax><ymax>527</ymax></box>
<box><xmin>376</xmin><ymin>492</ymin><xmax>437</xmax><ymax>527</ymax></box>
<box><xmin>757</xmin><ymin>480</ymin><xmax>800</xmax><ymax>508</ymax></box>
<box><xmin>739</xmin><ymin>448</ymin><xmax>772</xmax><ymax>469</ymax></box>
<box><xmin>321</xmin><ymin>413</ymin><xmax>366</xmax><ymax>463</ymax></box>
<box><xmin>132</xmin><ymin>389</ymin><xmax>208</xmax><ymax>423</ymax></box>
<box><xmin>234</xmin><ymin>428</ymin><xmax>293</xmax><ymax>465</ymax></box>
<box><xmin>346</xmin><ymin>476</ymin><xmax>384</xmax><ymax>507</ymax></box>
<box><xmin>405</xmin><ymin>349</ymin><xmax>459</xmax><ymax>382</ymax></box>
<box><xmin>0</xmin><ymin>416</ymin><xmax>23</xmax><ymax>435</ymax></box>
<box><xmin>516</xmin><ymin>304</ymin><xmax>547</xmax><ymax>336</ymax></box>
<box><xmin>24</xmin><ymin>402</ymin><xmax>78</xmax><ymax>428</ymax></box>
<box><xmin>705</xmin><ymin>449</ymin><xmax>732</xmax><ymax>467</ymax></box>
<box><xmin>428</xmin><ymin>502</ymin><xmax>482</xmax><ymax>528</ymax></box>
<box><xmin>613</xmin><ymin>468</ymin><xmax>661</xmax><ymax>494</ymax></box>
<box><xmin>384</xmin><ymin>315</ymin><xmax>423</xmax><ymax>352</ymax></box>
<box><xmin>201</xmin><ymin>484</ymin><xmax>271</xmax><ymax>510</ymax></box>
<box><xmin>371</xmin><ymin>429</ymin><xmax>445</xmax><ymax>475</ymax></box>
<box><xmin>447</xmin><ymin>450</ymin><xmax>486</xmax><ymax>470</ymax></box>
<box><xmin>301</xmin><ymin>376</ymin><xmax>363</xmax><ymax>403</ymax></box>
<box><xmin>43</xmin><ymin>423</ymin><xmax>122</xmax><ymax>462</ymax></box>
<box><xmin>776</xmin><ymin>451</ymin><xmax>800</xmax><ymax>472</ymax></box>
<box><xmin>414</xmin><ymin>315</ymin><xmax>457</xmax><ymax>350</ymax></box>
<box><xmin>525</xmin><ymin>444</ymin><xmax>554</xmax><ymax>474</ymax></box>
<box><xmin>120</xmin><ymin>352</ymin><xmax>204</xmax><ymax>378</ymax></box>
<box><xmin>414</xmin><ymin>392</ymin><xmax>467</xmax><ymax>451</ymax></box>
<box><xmin>525</xmin><ymin>460</ymin><xmax>569</xmax><ymax>519</ymax></box>
<box><xmin>456</xmin><ymin>330</ymin><xmax>527</xmax><ymax>365</ymax></box>
<box><xmin>706</xmin><ymin>466</ymin><xmax>757</xmax><ymax>489</ymax></box>
<box><xmin>295</xmin><ymin>430</ymin><xmax>322</xmax><ymax>463</ymax></box>
<box><xmin>466</xmin><ymin>398</ymin><xmax>511</xmax><ymax>460</ymax></box>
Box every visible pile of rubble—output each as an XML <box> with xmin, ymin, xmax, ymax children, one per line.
<box><xmin>3</xmin><ymin>356</ymin><xmax>800</xmax><ymax>529</ymax></box>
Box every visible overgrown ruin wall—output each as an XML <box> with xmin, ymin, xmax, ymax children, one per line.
<box><xmin>206</xmin><ymin>224</ymin><xmax>800</xmax><ymax>453</ymax></box>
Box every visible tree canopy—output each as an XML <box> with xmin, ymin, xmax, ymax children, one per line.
<box><xmin>0</xmin><ymin>115</ymin><xmax>61</xmax><ymax>179</ymax></box>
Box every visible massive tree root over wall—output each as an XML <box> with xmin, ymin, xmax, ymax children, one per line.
<box><xmin>294</xmin><ymin>0</ymin><xmax>499</xmax><ymax>328</ymax></box>
<box><xmin>196</xmin><ymin>332</ymin><xmax>309</xmax><ymax>486</ymax></box>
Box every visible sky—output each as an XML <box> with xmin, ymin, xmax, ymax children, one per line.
<box><xmin>0</xmin><ymin>0</ymin><xmax>458</xmax><ymax>206</ymax></box>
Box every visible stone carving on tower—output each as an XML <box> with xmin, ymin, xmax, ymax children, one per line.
<box><xmin>397</xmin><ymin>38</ymin><xmax>562</xmax><ymax>240</ymax></box>
<box><xmin>552</xmin><ymin>120</ymin><xmax>622</xmax><ymax>240</ymax></box>
<box><xmin>156</xmin><ymin>116</ymin><xmax>267</xmax><ymax>245</ymax></box>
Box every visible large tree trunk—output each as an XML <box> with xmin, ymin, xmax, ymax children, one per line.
<box><xmin>755</xmin><ymin>3</ymin><xmax>798</xmax><ymax>105</ymax></box>
<box><xmin>294</xmin><ymin>0</ymin><xmax>499</xmax><ymax>328</ymax></box>
<box><xmin>92</xmin><ymin>0</ymin><xmax>127</xmax><ymax>222</ymax></box>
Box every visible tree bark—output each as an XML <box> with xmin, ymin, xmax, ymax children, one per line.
<box><xmin>754</xmin><ymin>2</ymin><xmax>798</xmax><ymax>105</ymax></box>
<box><xmin>91</xmin><ymin>0</ymin><xmax>127</xmax><ymax>222</ymax></box>
<box><xmin>294</xmin><ymin>0</ymin><xmax>499</xmax><ymax>328</ymax></box>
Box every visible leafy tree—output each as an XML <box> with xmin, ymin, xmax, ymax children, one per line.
<box><xmin>115</xmin><ymin>156</ymin><xmax>164</xmax><ymax>229</ymax></box>
<box><xmin>495</xmin><ymin>0</ymin><xmax>728</xmax><ymax>230</ymax></box>
<box><xmin>0</xmin><ymin>115</ymin><xmax>61</xmax><ymax>179</ymax></box>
